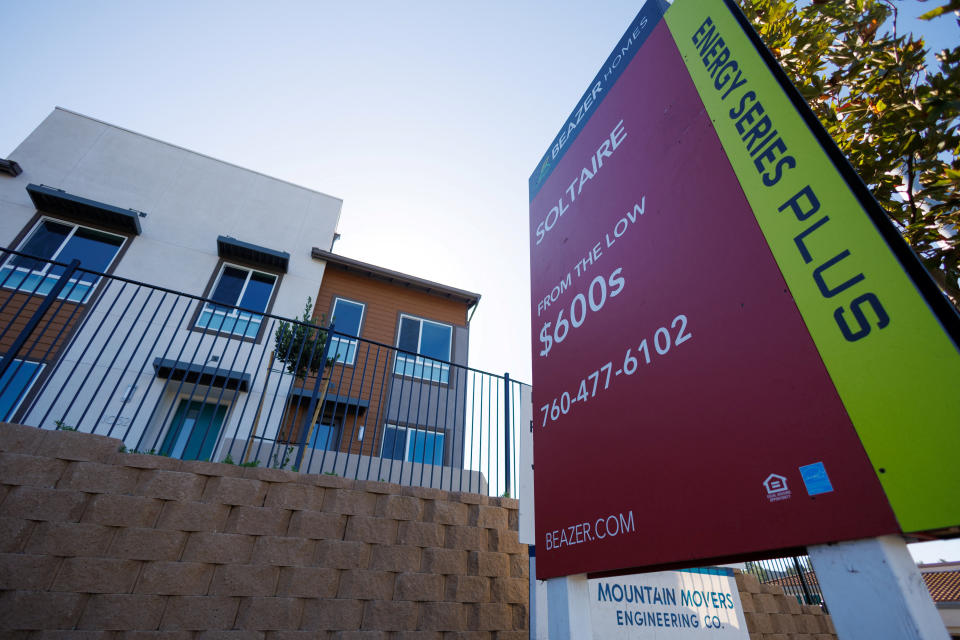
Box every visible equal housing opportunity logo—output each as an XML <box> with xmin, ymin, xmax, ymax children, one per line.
<box><xmin>763</xmin><ymin>473</ymin><xmax>791</xmax><ymax>502</ymax></box>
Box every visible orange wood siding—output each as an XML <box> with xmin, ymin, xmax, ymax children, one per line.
<box><xmin>278</xmin><ymin>401</ymin><xmax>379</xmax><ymax>458</ymax></box>
<box><xmin>298</xmin><ymin>265</ymin><xmax>471</xmax><ymax>458</ymax></box>
<box><xmin>0</xmin><ymin>291</ymin><xmax>83</xmax><ymax>363</ymax></box>
<box><xmin>313</xmin><ymin>267</ymin><xmax>468</xmax><ymax>343</ymax></box>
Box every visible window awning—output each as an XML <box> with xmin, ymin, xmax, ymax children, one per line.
<box><xmin>26</xmin><ymin>184</ymin><xmax>142</xmax><ymax>235</ymax></box>
<box><xmin>0</xmin><ymin>158</ymin><xmax>22</xmax><ymax>177</ymax></box>
<box><xmin>289</xmin><ymin>386</ymin><xmax>369</xmax><ymax>412</ymax></box>
<box><xmin>217</xmin><ymin>236</ymin><xmax>289</xmax><ymax>273</ymax></box>
<box><xmin>153</xmin><ymin>358</ymin><xmax>251</xmax><ymax>392</ymax></box>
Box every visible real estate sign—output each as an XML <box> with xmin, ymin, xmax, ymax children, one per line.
<box><xmin>589</xmin><ymin>568</ymin><xmax>749</xmax><ymax>640</ymax></box>
<box><xmin>528</xmin><ymin>0</ymin><xmax>960</xmax><ymax>579</ymax></box>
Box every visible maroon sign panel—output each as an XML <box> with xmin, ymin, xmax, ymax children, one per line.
<box><xmin>528</xmin><ymin>8</ymin><xmax>898</xmax><ymax>578</ymax></box>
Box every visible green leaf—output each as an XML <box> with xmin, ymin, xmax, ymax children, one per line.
<box><xmin>738</xmin><ymin>0</ymin><xmax>960</xmax><ymax>308</ymax></box>
<box><xmin>919</xmin><ymin>0</ymin><xmax>960</xmax><ymax>21</ymax></box>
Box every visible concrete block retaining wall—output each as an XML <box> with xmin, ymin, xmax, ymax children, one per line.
<box><xmin>735</xmin><ymin>571</ymin><xmax>837</xmax><ymax>640</ymax></box>
<box><xmin>0</xmin><ymin>423</ymin><xmax>528</xmax><ymax>638</ymax></box>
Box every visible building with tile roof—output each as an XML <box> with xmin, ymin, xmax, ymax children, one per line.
<box><xmin>920</xmin><ymin>562</ymin><xmax>960</xmax><ymax>638</ymax></box>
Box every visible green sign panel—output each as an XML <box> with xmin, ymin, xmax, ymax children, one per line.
<box><xmin>666</xmin><ymin>0</ymin><xmax>960</xmax><ymax>533</ymax></box>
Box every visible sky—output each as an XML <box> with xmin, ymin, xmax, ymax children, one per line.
<box><xmin>1</xmin><ymin>1</ymin><xmax>957</xmax><ymax>564</ymax></box>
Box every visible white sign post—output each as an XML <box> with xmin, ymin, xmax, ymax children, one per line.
<box><xmin>547</xmin><ymin>574</ymin><xmax>593</xmax><ymax>640</ymax></box>
<box><xmin>808</xmin><ymin>536</ymin><xmax>949</xmax><ymax>640</ymax></box>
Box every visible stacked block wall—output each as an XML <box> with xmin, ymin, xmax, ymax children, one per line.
<box><xmin>0</xmin><ymin>423</ymin><xmax>528</xmax><ymax>638</ymax></box>
<box><xmin>735</xmin><ymin>571</ymin><xmax>837</xmax><ymax>640</ymax></box>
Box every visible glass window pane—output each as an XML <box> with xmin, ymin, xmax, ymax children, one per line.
<box><xmin>210</xmin><ymin>266</ymin><xmax>248</xmax><ymax>305</ymax></box>
<box><xmin>381</xmin><ymin>425</ymin><xmax>406</xmax><ymax>460</ymax></box>
<box><xmin>237</xmin><ymin>313</ymin><xmax>262</xmax><ymax>338</ymax></box>
<box><xmin>162</xmin><ymin>400</ymin><xmax>227</xmax><ymax>461</ymax></box>
<box><xmin>10</xmin><ymin>220</ymin><xmax>72</xmax><ymax>271</ymax></box>
<box><xmin>408</xmin><ymin>430</ymin><xmax>444</xmax><ymax>465</ymax></box>
<box><xmin>407</xmin><ymin>429</ymin><xmax>426</xmax><ymax>462</ymax></box>
<box><xmin>0</xmin><ymin>269</ymin><xmax>46</xmax><ymax>295</ymax></box>
<box><xmin>419</xmin><ymin>322</ymin><xmax>451</xmax><ymax>361</ymax></box>
<box><xmin>393</xmin><ymin>353</ymin><xmax>416</xmax><ymax>378</ymax></box>
<box><xmin>170</xmin><ymin>406</ymin><xmax>199</xmax><ymax>459</ymax></box>
<box><xmin>50</xmin><ymin>227</ymin><xmax>124</xmax><ymax>283</ymax></box>
<box><xmin>424</xmin><ymin>432</ymin><xmax>445</xmax><ymax>465</ymax></box>
<box><xmin>397</xmin><ymin>317</ymin><xmax>420</xmax><ymax>353</ymax></box>
<box><xmin>332</xmin><ymin>299</ymin><xmax>364</xmax><ymax>337</ymax></box>
<box><xmin>239</xmin><ymin>271</ymin><xmax>275</xmax><ymax>312</ymax></box>
<box><xmin>0</xmin><ymin>360</ymin><xmax>42</xmax><ymax>420</ymax></box>
<box><xmin>331</xmin><ymin>336</ymin><xmax>358</xmax><ymax>364</ymax></box>
<box><xmin>186</xmin><ymin>402</ymin><xmax>228</xmax><ymax>461</ymax></box>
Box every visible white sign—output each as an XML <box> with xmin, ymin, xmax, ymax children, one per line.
<box><xmin>589</xmin><ymin>568</ymin><xmax>749</xmax><ymax>639</ymax></box>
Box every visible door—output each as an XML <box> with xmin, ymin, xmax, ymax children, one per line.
<box><xmin>161</xmin><ymin>399</ymin><xmax>228</xmax><ymax>461</ymax></box>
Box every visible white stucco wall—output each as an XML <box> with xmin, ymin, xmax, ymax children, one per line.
<box><xmin>0</xmin><ymin>108</ymin><xmax>342</xmax><ymax>454</ymax></box>
<box><xmin>0</xmin><ymin>107</ymin><xmax>342</xmax><ymax>317</ymax></box>
<box><xmin>940</xmin><ymin>606</ymin><xmax>960</xmax><ymax>636</ymax></box>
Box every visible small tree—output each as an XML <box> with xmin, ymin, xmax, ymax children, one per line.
<box><xmin>273</xmin><ymin>297</ymin><xmax>328</xmax><ymax>378</ymax></box>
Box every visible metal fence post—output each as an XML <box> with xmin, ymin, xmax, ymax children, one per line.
<box><xmin>503</xmin><ymin>372</ymin><xmax>511</xmax><ymax>498</ymax></box>
<box><xmin>793</xmin><ymin>555</ymin><xmax>817</xmax><ymax>607</ymax></box>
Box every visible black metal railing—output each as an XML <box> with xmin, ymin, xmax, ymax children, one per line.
<box><xmin>744</xmin><ymin>555</ymin><xmax>827</xmax><ymax>610</ymax></box>
<box><xmin>0</xmin><ymin>249</ymin><xmax>528</xmax><ymax>498</ymax></box>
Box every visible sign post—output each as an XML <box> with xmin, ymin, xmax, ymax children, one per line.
<box><xmin>546</xmin><ymin>574</ymin><xmax>592</xmax><ymax>640</ymax></box>
<box><xmin>527</xmin><ymin>0</ymin><xmax>960</xmax><ymax>636</ymax></box>
<box><xmin>808</xmin><ymin>537</ymin><xmax>949</xmax><ymax>640</ymax></box>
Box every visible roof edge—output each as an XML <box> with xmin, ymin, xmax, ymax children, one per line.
<box><xmin>311</xmin><ymin>248</ymin><xmax>481</xmax><ymax>307</ymax></box>
<box><xmin>51</xmin><ymin>107</ymin><xmax>343</xmax><ymax>203</ymax></box>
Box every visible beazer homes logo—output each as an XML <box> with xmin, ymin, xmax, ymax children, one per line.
<box><xmin>536</xmin><ymin>156</ymin><xmax>552</xmax><ymax>186</ymax></box>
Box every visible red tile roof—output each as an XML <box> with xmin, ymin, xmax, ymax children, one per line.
<box><xmin>764</xmin><ymin>571</ymin><xmax>819</xmax><ymax>588</ymax></box>
<box><xmin>922</xmin><ymin>570</ymin><xmax>960</xmax><ymax>603</ymax></box>
<box><xmin>760</xmin><ymin>566</ymin><xmax>960</xmax><ymax>604</ymax></box>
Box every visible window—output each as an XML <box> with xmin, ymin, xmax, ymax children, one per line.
<box><xmin>2</xmin><ymin>218</ymin><xmax>125</xmax><ymax>302</ymax></box>
<box><xmin>160</xmin><ymin>399</ymin><xmax>228</xmax><ymax>461</ymax></box>
<box><xmin>329</xmin><ymin>298</ymin><xmax>365</xmax><ymax>365</ymax></box>
<box><xmin>394</xmin><ymin>315</ymin><xmax>452</xmax><ymax>383</ymax></box>
<box><xmin>380</xmin><ymin>424</ymin><xmax>445</xmax><ymax>465</ymax></box>
<box><xmin>0</xmin><ymin>359</ymin><xmax>43</xmax><ymax>421</ymax></box>
<box><xmin>196</xmin><ymin>264</ymin><xmax>277</xmax><ymax>338</ymax></box>
<box><xmin>308</xmin><ymin>422</ymin><xmax>340</xmax><ymax>451</ymax></box>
